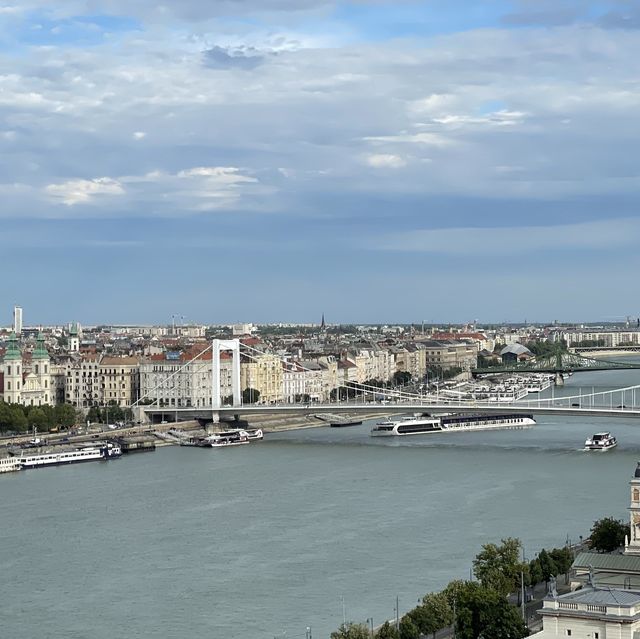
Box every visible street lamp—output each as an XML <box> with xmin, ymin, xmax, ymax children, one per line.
<box><xmin>366</xmin><ymin>618</ymin><xmax>374</xmax><ymax>638</ymax></box>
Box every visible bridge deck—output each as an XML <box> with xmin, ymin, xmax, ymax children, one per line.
<box><xmin>143</xmin><ymin>403</ymin><xmax>640</xmax><ymax>420</ymax></box>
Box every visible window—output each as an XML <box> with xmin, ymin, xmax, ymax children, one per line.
<box><xmin>595</xmin><ymin>633</ymin><xmax>599</xmax><ymax>639</ymax></box>
<box><xmin>566</xmin><ymin>630</ymin><xmax>571</xmax><ymax>637</ymax></box>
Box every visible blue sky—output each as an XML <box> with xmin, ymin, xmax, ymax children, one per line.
<box><xmin>1</xmin><ymin>0</ymin><xmax>640</xmax><ymax>325</ymax></box>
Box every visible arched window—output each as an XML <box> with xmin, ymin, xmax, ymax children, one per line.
<box><xmin>633</xmin><ymin>488</ymin><xmax>639</xmax><ymax>502</ymax></box>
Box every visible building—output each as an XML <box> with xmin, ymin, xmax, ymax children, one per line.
<box><xmin>65</xmin><ymin>355</ymin><xmax>101</xmax><ymax>408</ymax></box>
<box><xmin>99</xmin><ymin>356</ymin><xmax>140</xmax><ymax>407</ymax></box>
<box><xmin>20</xmin><ymin>333</ymin><xmax>52</xmax><ymax>406</ymax></box>
<box><xmin>1</xmin><ymin>332</ymin><xmax>52</xmax><ymax>406</ymax></box>
<box><xmin>570</xmin><ymin>462</ymin><xmax>640</xmax><ymax>590</ymax></box>
<box><xmin>422</xmin><ymin>340</ymin><xmax>478</xmax><ymax>371</ymax></box>
<box><xmin>241</xmin><ymin>353</ymin><xmax>283</xmax><ymax>404</ymax></box>
<box><xmin>13</xmin><ymin>306</ymin><xmax>22</xmax><ymax>335</ymax></box>
<box><xmin>530</xmin><ymin>583</ymin><xmax>640</xmax><ymax>639</ymax></box>
<box><xmin>139</xmin><ymin>348</ymin><xmax>233</xmax><ymax>408</ymax></box>
<box><xmin>500</xmin><ymin>343</ymin><xmax>534</xmax><ymax>364</ymax></box>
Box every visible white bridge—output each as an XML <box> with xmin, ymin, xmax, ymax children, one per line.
<box><xmin>134</xmin><ymin>339</ymin><xmax>640</xmax><ymax>423</ymax></box>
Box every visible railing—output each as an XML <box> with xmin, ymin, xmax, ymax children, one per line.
<box><xmin>586</xmin><ymin>604</ymin><xmax>606</xmax><ymax>613</ymax></box>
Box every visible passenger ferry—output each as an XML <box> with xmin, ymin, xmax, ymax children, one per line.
<box><xmin>14</xmin><ymin>442</ymin><xmax>122</xmax><ymax>469</ymax></box>
<box><xmin>584</xmin><ymin>432</ymin><xmax>617</xmax><ymax>451</ymax></box>
<box><xmin>371</xmin><ymin>413</ymin><xmax>536</xmax><ymax>437</ymax></box>
<box><xmin>204</xmin><ymin>429</ymin><xmax>252</xmax><ymax>448</ymax></box>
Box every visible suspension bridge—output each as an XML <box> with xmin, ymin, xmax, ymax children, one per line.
<box><xmin>131</xmin><ymin>339</ymin><xmax>640</xmax><ymax>424</ymax></box>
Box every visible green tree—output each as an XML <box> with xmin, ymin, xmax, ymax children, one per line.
<box><xmin>414</xmin><ymin>592</ymin><xmax>453</xmax><ymax>636</ymax></box>
<box><xmin>242</xmin><ymin>388</ymin><xmax>261</xmax><ymax>404</ymax></box>
<box><xmin>54</xmin><ymin>404</ymin><xmax>77</xmax><ymax>429</ymax></box>
<box><xmin>87</xmin><ymin>406</ymin><xmax>101</xmax><ymax>424</ymax></box>
<box><xmin>549</xmin><ymin>547</ymin><xmax>574</xmax><ymax>576</ymax></box>
<box><xmin>538</xmin><ymin>549</ymin><xmax>557</xmax><ymax>583</ymax></box>
<box><xmin>393</xmin><ymin>371</ymin><xmax>412</xmax><ymax>386</ymax></box>
<box><xmin>27</xmin><ymin>407</ymin><xmax>49</xmax><ymax>430</ymax></box>
<box><xmin>528</xmin><ymin>558</ymin><xmax>543</xmax><ymax>586</ymax></box>
<box><xmin>473</xmin><ymin>537</ymin><xmax>525</xmax><ymax>597</ymax></box>
<box><xmin>9</xmin><ymin>404</ymin><xmax>28</xmax><ymax>432</ymax></box>
<box><xmin>399</xmin><ymin>616</ymin><xmax>419</xmax><ymax>639</ymax></box>
<box><xmin>590</xmin><ymin>517</ymin><xmax>630</xmax><ymax>553</ymax></box>
<box><xmin>454</xmin><ymin>583</ymin><xmax>528</xmax><ymax>639</ymax></box>
<box><xmin>375</xmin><ymin>621</ymin><xmax>400</xmax><ymax>639</ymax></box>
<box><xmin>331</xmin><ymin>622</ymin><xmax>371</xmax><ymax>639</ymax></box>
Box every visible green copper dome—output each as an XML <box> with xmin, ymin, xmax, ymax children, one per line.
<box><xmin>33</xmin><ymin>332</ymin><xmax>49</xmax><ymax>360</ymax></box>
<box><xmin>4</xmin><ymin>332</ymin><xmax>21</xmax><ymax>361</ymax></box>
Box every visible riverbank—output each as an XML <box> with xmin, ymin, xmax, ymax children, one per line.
<box><xmin>576</xmin><ymin>350</ymin><xmax>640</xmax><ymax>358</ymax></box>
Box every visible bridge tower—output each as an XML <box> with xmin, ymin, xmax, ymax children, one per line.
<box><xmin>211</xmin><ymin>339</ymin><xmax>241</xmax><ymax>417</ymax></box>
<box><xmin>625</xmin><ymin>463</ymin><xmax>640</xmax><ymax>555</ymax></box>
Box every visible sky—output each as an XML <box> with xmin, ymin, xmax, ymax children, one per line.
<box><xmin>1</xmin><ymin>0</ymin><xmax>640</xmax><ymax>326</ymax></box>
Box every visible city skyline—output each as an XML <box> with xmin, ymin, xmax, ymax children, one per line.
<box><xmin>2</xmin><ymin>1</ymin><xmax>639</xmax><ymax>323</ymax></box>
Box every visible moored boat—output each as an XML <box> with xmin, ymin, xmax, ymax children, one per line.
<box><xmin>12</xmin><ymin>442</ymin><xmax>122</xmax><ymax>469</ymax></box>
<box><xmin>0</xmin><ymin>456</ymin><xmax>22</xmax><ymax>473</ymax></box>
<box><xmin>584</xmin><ymin>432</ymin><xmax>617</xmax><ymax>451</ymax></box>
<box><xmin>205</xmin><ymin>429</ymin><xmax>251</xmax><ymax>448</ymax></box>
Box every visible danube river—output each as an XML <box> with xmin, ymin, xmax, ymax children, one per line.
<box><xmin>2</xmin><ymin>367</ymin><xmax>640</xmax><ymax>638</ymax></box>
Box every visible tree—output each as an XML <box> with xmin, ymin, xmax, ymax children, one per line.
<box><xmin>27</xmin><ymin>407</ymin><xmax>49</xmax><ymax>430</ymax></box>
<box><xmin>473</xmin><ymin>537</ymin><xmax>525</xmax><ymax>597</ymax></box>
<box><xmin>528</xmin><ymin>558</ymin><xmax>543</xmax><ymax>586</ymax></box>
<box><xmin>399</xmin><ymin>616</ymin><xmax>419</xmax><ymax>639</ymax></box>
<box><xmin>549</xmin><ymin>547</ymin><xmax>574</xmax><ymax>576</ymax></box>
<box><xmin>590</xmin><ymin>517</ymin><xmax>629</xmax><ymax>553</ymax></box>
<box><xmin>537</xmin><ymin>549</ymin><xmax>557</xmax><ymax>584</ymax></box>
<box><xmin>9</xmin><ymin>404</ymin><xmax>28</xmax><ymax>432</ymax></box>
<box><xmin>393</xmin><ymin>371</ymin><xmax>412</xmax><ymax>386</ymax></box>
<box><xmin>294</xmin><ymin>393</ymin><xmax>311</xmax><ymax>403</ymax></box>
<box><xmin>331</xmin><ymin>622</ymin><xmax>371</xmax><ymax>639</ymax></box>
<box><xmin>54</xmin><ymin>404</ymin><xmax>77</xmax><ymax>429</ymax></box>
<box><xmin>87</xmin><ymin>406</ymin><xmax>101</xmax><ymax>424</ymax></box>
<box><xmin>376</xmin><ymin>621</ymin><xmax>400</xmax><ymax>639</ymax></box>
<box><xmin>242</xmin><ymin>388</ymin><xmax>261</xmax><ymax>404</ymax></box>
<box><xmin>454</xmin><ymin>583</ymin><xmax>528</xmax><ymax>639</ymax></box>
<box><xmin>414</xmin><ymin>592</ymin><xmax>453</xmax><ymax>636</ymax></box>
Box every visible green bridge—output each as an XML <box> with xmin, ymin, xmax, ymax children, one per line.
<box><xmin>473</xmin><ymin>351</ymin><xmax>640</xmax><ymax>376</ymax></box>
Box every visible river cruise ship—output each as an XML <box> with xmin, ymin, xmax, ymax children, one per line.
<box><xmin>371</xmin><ymin>413</ymin><xmax>536</xmax><ymax>437</ymax></box>
<box><xmin>584</xmin><ymin>432</ymin><xmax>617</xmax><ymax>451</ymax></box>
<box><xmin>14</xmin><ymin>442</ymin><xmax>122</xmax><ymax>469</ymax></box>
<box><xmin>0</xmin><ymin>456</ymin><xmax>22</xmax><ymax>473</ymax></box>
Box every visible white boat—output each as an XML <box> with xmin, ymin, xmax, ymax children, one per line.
<box><xmin>14</xmin><ymin>442</ymin><xmax>122</xmax><ymax>469</ymax></box>
<box><xmin>204</xmin><ymin>429</ymin><xmax>252</xmax><ymax>448</ymax></box>
<box><xmin>245</xmin><ymin>428</ymin><xmax>264</xmax><ymax>440</ymax></box>
<box><xmin>584</xmin><ymin>432</ymin><xmax>617</xmax><ymax>451</ymax></box>
<box><xmin>371</xmin><ymin>413</ymin><xmax>536</xmax><ymax>437</ymax></box>
<box><xmin>0</xmin><ymin>456</ymin><xmax>22</xmax><ymax>473</ymax></box>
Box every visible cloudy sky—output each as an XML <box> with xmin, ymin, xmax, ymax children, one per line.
<box><xmin>2</xmin><ymin>0</ymin><xmax>639</xmax><ymax>325</ymax></box>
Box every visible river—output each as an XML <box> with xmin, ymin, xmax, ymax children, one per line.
<box><xmin>1</xmin><ymin>366</ymin><xmax>639</xmax><ymax>638</ymax></box>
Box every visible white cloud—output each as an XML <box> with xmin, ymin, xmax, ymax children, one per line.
<box><xmin>43</xmin><ymin>166</ymin><xmax>262</xmax><ymax>212</ymax></box>
<box><xmin>132</xmin><ymin>131</ymin><xmax>146</xmax><ymax>139</ymax></box>
<box><xmin>45</xmin><ymin>177</ymin><xmax>125</xmax><ymax>205</ymax></box>
<box><xmin>365</xmin><ymin>153</ymin><xmax>406</xmax><ymax>169</ymax></box>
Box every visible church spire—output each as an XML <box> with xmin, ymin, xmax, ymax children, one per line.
<box><xmin>320</xmin><ymin>313</ymin><xmax>326</xmax><ymax>330</ymax></box>
<box><xmin>4</xmin><ymin>332</ymin><xmax>21</xmax><ymax>361</ymax></box>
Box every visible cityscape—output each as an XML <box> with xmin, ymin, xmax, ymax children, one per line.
<box><xmin>3</xmin><ymin>1</ymin><xmax>640</xmax><ymax>638</ymax></box>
